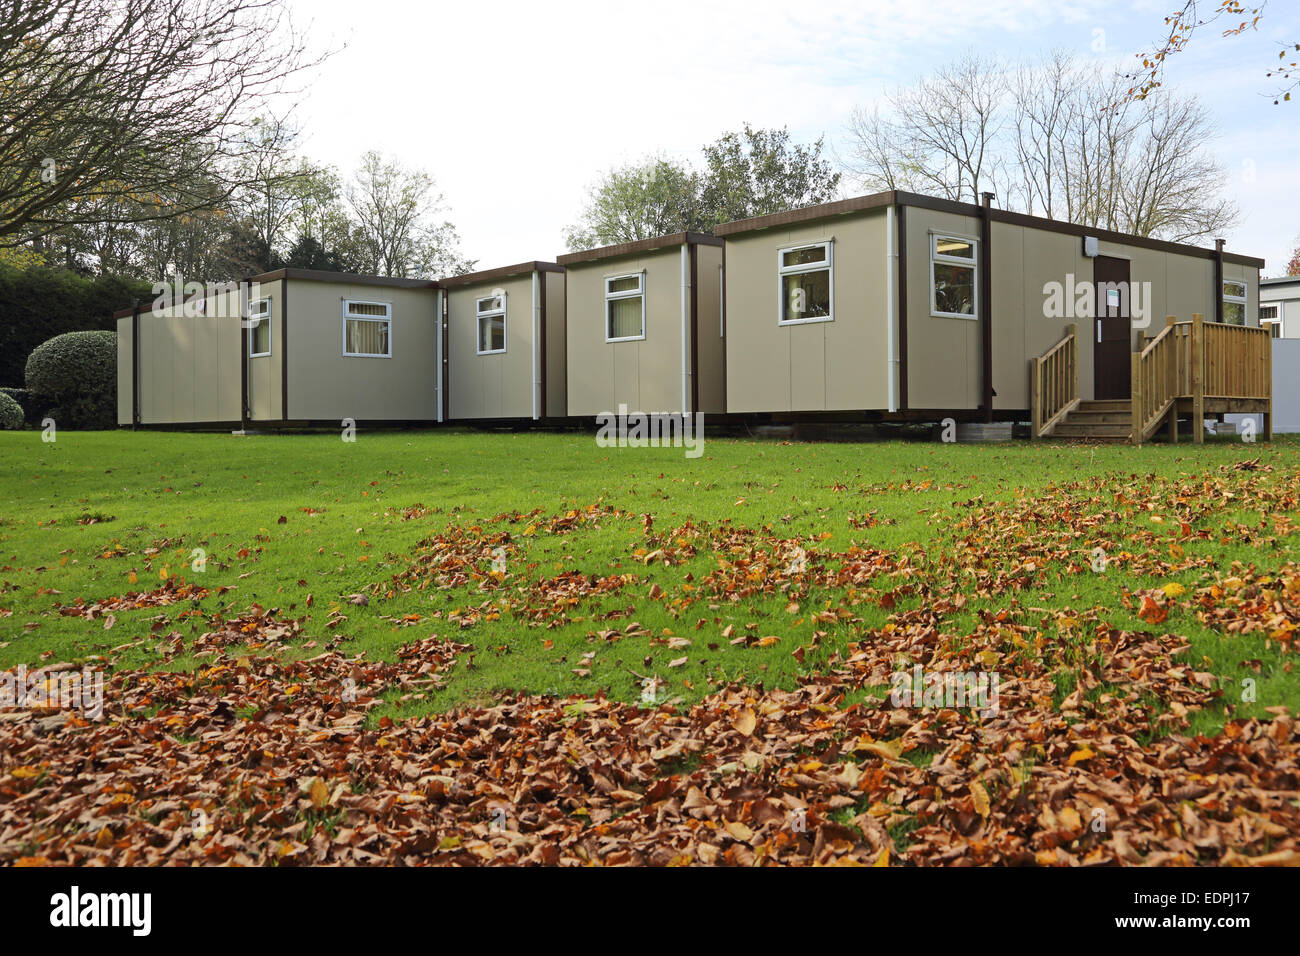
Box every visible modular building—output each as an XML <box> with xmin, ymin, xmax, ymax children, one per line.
<box><xmin>716</xmin><ymin>191</ymin><xmax>1266</xmax><ymax>440</ymax></box>
<box><xmin>557</xmin><ymin>232</ymin><xmax>725</xmax><ymax>418</ymax></box>
<box><xmin>438</xmin><ymin>261</ymin><xmax>566</xmax><ymax>421</ymax></box>
<box><xmin>116</xmin><ymin>269</ymin><xmax>442</xmax><ymax>428</ymax></box>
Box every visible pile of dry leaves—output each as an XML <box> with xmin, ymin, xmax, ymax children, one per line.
<box><xmin>1</xmin><ymin>601</ymin><xmax>1296</xmax><ymax>866</ymax></box>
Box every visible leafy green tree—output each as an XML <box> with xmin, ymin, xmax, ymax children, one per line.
<box><xmin>563</xmin><ymin>128</ymin><xmax>840</xmax><ymax>251</ymax></box>
<box><xmin>698</xmin><ymin>125</ymin><xmax>841</xmax><ymax>226</ymax></box>
<box><xmin>564</xmin><ymin>159</ymin><xmax>703</xmax><ymax>250</ymax></box>
<box><xmin>346</xmin><ymin>152</ymin><xmax>474</xmax><ymax>279</ymax></box>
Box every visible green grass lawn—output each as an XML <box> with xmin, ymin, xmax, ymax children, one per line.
<box><xmin>2</xmin><ymin>427</ymin><xmax>1298</xmax><ymax>733</ymax></box>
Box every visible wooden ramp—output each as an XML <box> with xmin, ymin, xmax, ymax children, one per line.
<box><xmin>1032</xmin><ymin>314</ymin><xmax>1273</xmax><ymax>444</ymax></box>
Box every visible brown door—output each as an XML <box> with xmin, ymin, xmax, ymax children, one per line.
<box><xmin>1093</xmin><ymin>255</ymin><xmax>1131</xmax><ymax>400</ymax></box>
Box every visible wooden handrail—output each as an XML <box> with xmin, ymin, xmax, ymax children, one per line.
<box><xmin>1031</xmin><ymin>323</ymin><xmax>1078</xmax><ymax>437</ymax></box>
<box><xmin>1130</xmin><ymin>313</ymin><xmax>1272</xmax><ymax>444</ymax></box>
<box><xmin>1131</xmin><ymin>316</ymin><xmax>1180</xmax><ymax>443</ymax></box>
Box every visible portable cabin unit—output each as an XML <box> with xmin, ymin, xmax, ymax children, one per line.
<box><xmin>438</xmin><ymin>261</ymin><xmax>566</xmax><ymax>421</ymax></box>
<box><xmin>1260</xmin><ymin>276</ymin><xmax>1300</xmax><ymax>339</ymax></box>
<box><xmin>716</xmin><ymin>191</ymin><xmax>1267</xmax><ymax>439</ymax></box>
<box><xmin>116</xmin><ymin>269</ymin><xmax>442</xmax><ymax>428</ymax></box>
<box><xmin>557</xmin><ymin>232</ymin><xmax>725</xmax><ymax>418</ymax></box>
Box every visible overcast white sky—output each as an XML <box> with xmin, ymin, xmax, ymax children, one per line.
<box><xmin>284</xmin><ymin>0</ymin><xmax>1299</xmax><ymax>274</ymax></box>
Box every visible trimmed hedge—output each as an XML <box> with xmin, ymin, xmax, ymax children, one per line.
<box><xmin>0</xmin><ymin>390</ymin><xmax>22</xmax><ymax>429</ymax></box>
<box><xmin>25</xmin><ymin>331</ymin><xmax>117</xmax><ymax>429</ymax></box>
<box><xmin>0</xmin><ymin>263</ymin><xmax>151</xmax><ymax>388</ymax></box>
<box><xmin>0</xmin><ymin>386</ymin><xmax>36</xmax><ymax>426</ymax></box>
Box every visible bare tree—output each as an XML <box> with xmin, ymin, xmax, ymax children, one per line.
<box><xmin>0</xmin><ymin>0</ymin><xmax>326</xmax><ymax>247</ymax></box>
<box><xmin>846</xmin><ymin>51</ymin><xmax>1238</xmax><ymax>242</ymax></box>
<box><xmin>346</xmin><ymin>152</ymin><xmax>474</xmax><ymax>279</ymax></box>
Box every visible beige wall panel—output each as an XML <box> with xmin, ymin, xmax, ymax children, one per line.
<box><xmin>544</xmin><ymin>272</ymin><xmax>567</xmax><ymax>416</ymax></box>
<box><xmin>1158</xmin><ymin>253</ymin><xmax>1209</xmax><ymax>327</ymax></box>
<box><xmin>693</xmin><ymin>244</ymin><xmax>726</xmax><ymax>415</ymax></box>
<box><xmin>823</xmin><ymin>213</ymin><xmax>889</xmax><ymax>410</ymax></box>
<box><xmin>613</xmin><ymin>340</ymin><xmax>642</xmax><ymax>411</ymax></box>
<box><xmin>905</xmin><ymin>208</ymin><xmax>981</xmax><ymax>409</ymax></box>
<box><xmin>565</xmin><ymin>247</ymin><xmax>686</xmax><ymax>416</ymax></box>
<box><xmin>142</xmin><ymin>313</ymin><xmax>171</xmax><ymax>423</ymax></box>
<box><xmin>286</xmin><ymin>280</ymin><xmax>438</xmax><ymax>421</ymax></box>
<box><xmin>248</xmin><ymin>281</ymin><xmax>282</xmax><ymax>421</ymax></box>
<box><xmin>446</xmin><ymin>274</ymin><xmax>534</xmax><ymax>419</ymax></box>
<box><xmin>724</xmin><ymin>230</ymin><xmax>790</xmax><ymax>412</ymax></box>
<box><xmin>725</xmin><ymin>211</ymin><xmax>890</xmax><ymax>413</ymax></box>
<box><xmin>116</xmin><ymin>318</ymin><xmax>132</xmax><ymax>425</ymax></box>
<box><xmin>170</xmin><ymin>316</ymin><xmax>196</xmax><ymax>423</ymax></box>
<box><xmin>989</xmin><ymin>221</ymin><xmax>1027</xmax><ymax>409</ymax></box>
<box><xmin>789</xmin><ymin>322</ymin><xmax>825</xmax><ymax>411</ymax></box>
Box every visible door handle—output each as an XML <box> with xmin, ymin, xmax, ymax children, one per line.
<box><xmin>1097</xmin><ymin>320</ymin><xmax>1102</xmax><ymax>344</ymax></box>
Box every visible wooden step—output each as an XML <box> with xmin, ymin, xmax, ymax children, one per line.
<box><xmin>1075</xmin><ymin>400</ymin><xmax>1132</xmax><ymax>412</ymax></box>
<box><xmin>1054</xmin><ymin>422</ymin><xmax>1132</xmax><ymax>439</ymax></box>
<box><xmin>1064</xmin><ymin>410</ymin><xmax>1132</xmax><ymax>425</ymax></box>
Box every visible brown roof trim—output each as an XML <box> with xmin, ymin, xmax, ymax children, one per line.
<box><xmin>438</xmin><ymin>260</ymin><xmax>563</xmax><ymax>289</ymax></box>
<box><xmin>556</xmin><ymin>231</ymin><xmax>722</xmax><ymax>267</ymax></box>
<box><xmin>113</xmin><ymin>269</ymin><xmax>438</xmax><ymax>318</ymax></box>
<box><xmin>256</xmin><ymin>268</ymin><xmax>440</xmax><ymax>289</ymax></box>
<box><xmin>979</xmin><ymin>206</ymin><xmax>1266</xmax><ymax>269</ymax></box>
<box><xmin>714</xmin><ymin>189</ymin><xmax>1266</xmax><ymax>268</ymax></box>
<box><xmin>714</xmin><ymin>192</ymin><xmax>898</xmax><ymax>236</ymax></box>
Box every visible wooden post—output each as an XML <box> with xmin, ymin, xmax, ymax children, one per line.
<box><xmin>1031</xmin><ymin>356</ymin><xmax>1042</xmax><ymax>438</ymax></box>
<box><xmin>1068</xmin><ymin>323</ymin><xmax>1077</xmax><ymax>408</ymax></box>
<box><xmin>1191</xmin><ymin>313</ymin><xmax>1204</xmax><ymax>444</ymax></box>
<box><xmin>1265</xmin><ymin>324</ymin><xmax>1274</xmax><ymax>441</ymax></box>
<box><xmin>1131</xmin><ymin>352</ymin><xmax>1143</xmax><ymax>444</ymax></box>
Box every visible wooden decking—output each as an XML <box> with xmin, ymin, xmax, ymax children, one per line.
<box><xmin>1031</xmin><ymin>314</ymin><xmax>1272</xmax><ymax>443</ymax></box>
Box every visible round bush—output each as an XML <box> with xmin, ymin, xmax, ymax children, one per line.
<box><xmin>25</xmin><ymin>330</ymin><xmax>117</xmax><ymax>428</ymax></box>
<box><xmin>0</xmin><ymin>391</ymin><xmax>22</xmax><ymax>430</ymax></box>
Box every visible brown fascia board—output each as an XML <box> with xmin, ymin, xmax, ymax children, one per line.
<box><xmin>713</xmin><ymin>191</ymin><xmax>899</xmax><ymax>236</ymax></box>
<box><xmin>713</xmin><ymin>189</ymin><xmax>1266</xmax><ymax>268</ymax></box>
<box><xmin>438</xmin><ymin>260</ymin><xmax>563</xmax><ymax>289</ymax></box>
<box><xmin>113</xmin><ymin>268</ymin><xmax>439</xmax><ymax>318</ymax></box>
<box><xmin>256</xmin><ymin>268</ymin><xmax>440</xmax><ymax>289</ymax></box>
<box><xmin>556</xmin><ymin>231</ymin><xmax>723</xmax><ymax>267</ymax></box>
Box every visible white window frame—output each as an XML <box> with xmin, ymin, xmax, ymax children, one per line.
<box><xmin>604</xmin><ymin>272</ymin><xmax>646</xmax><ymax>343</ymax></box>
<box><xmin>248</xmin><ymin>297</ymin><xmax>272</xmax><ymax>358</ymax></box>
<box><xmin>930</xmin><ymin>233</ymin><xmax>978</xmax><ymax>320</ymax></box>
<box><xmin>1222</xmin><ymin>279</ymin><xmax>1248</xmax><ymax>326</ymax></box>
<box><xmin>475</xmin><ymin>292</ymin><xmax>507</xmax><ymax>355</ymax></box>
<box><xmin>342</xmin><ymin>299</ymin><xmax>393</xmax><ymax>358</ymax></box>
<box><xmin>776</xmin><ymin>240</ymin><xmax>834</xmax><ymax>326</ymax></box>
<box><xmin>1260</xmin><ymin>302</ymin><xmax>1282</xmax><ymax>337</ymax></box>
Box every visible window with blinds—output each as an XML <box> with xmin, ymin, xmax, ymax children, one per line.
<box><xmin>605</xmin><ymin>273</ymin><xmax>645</xmax><ymax>341</ymax></box>
<box><xmin>343</xmin><ymin>300</ymin><xmax>392</xmax><ymax>357</ymax></box>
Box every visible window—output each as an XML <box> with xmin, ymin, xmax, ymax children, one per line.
<box><xmin>931</xmin><ymin>235</ymin><xmax>977</xmax><ymax>319</ymax></box>
<box><xmin>343</xmin><ymin>300</ymin><xmax>392</xmax><ymax>357</ymax></box>
<box><xmin>1222</xmin><ymin>280</ymin><xmax>1247</xmax><ymax>326</ymax></box>
<box><xmin>248</xmin><ymin>298</ymin><xmax>271</xmax><ymax>357</ymax></box>
<box><xmin>1261</xmin><ymin>303</ymin><xmax>1282</xmax><ymax>338</ymax></box>
<box><xmin>476</xmin><ymin>293</ymin><xmax>506</xmax><ymax>354</ymax></box>
<box><xmin>605</xmin><ymin>273</ymin><xmax>645</xmax><ymax>341</ymax></box>
<box><xmin>777</xmin><ymin>241</ymin><xmax>833</xmax><ymax>325</ymax></box>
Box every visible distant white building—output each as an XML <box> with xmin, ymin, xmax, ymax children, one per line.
<box><xmin>1261</xmin><ymin>276</ymin><xmax>1300</xmax><ymax>338</ymax></box>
